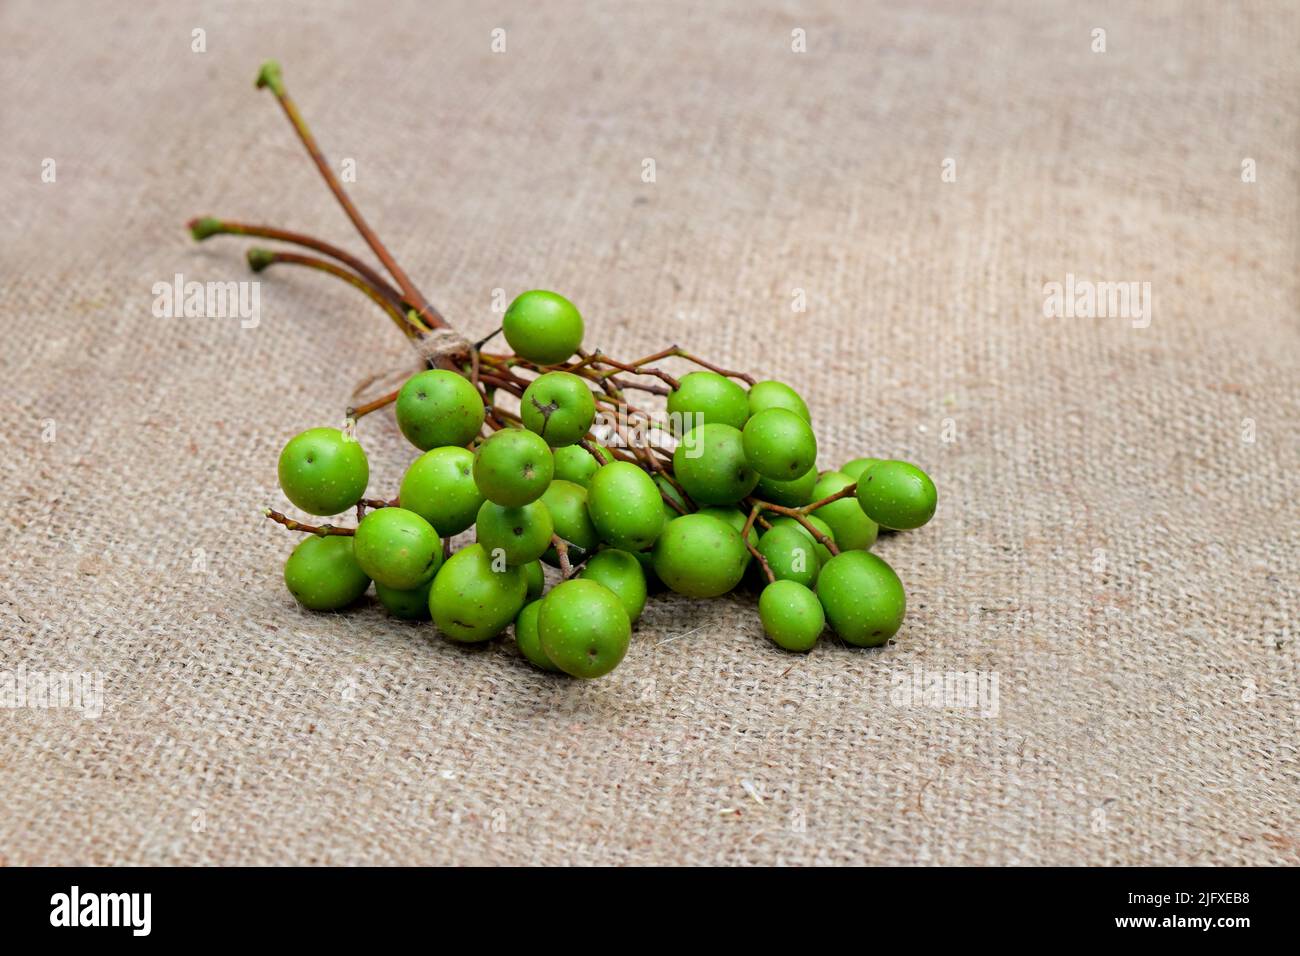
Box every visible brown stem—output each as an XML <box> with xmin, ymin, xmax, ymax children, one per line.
<box><xmin>249</xmin><ymin>248</ymin><xmax>421</xmax><ymax>339</ymax></box>
<box><xmin>588</xmin><ymin>350</ymin><xmax>680</xmax><ymax>391</ymax></box>
<box><xmin>264</xmin><ymin>508</ymin><xmax>354</xmax><ymax>536</ymax></box>
<box><xmin>799</xmin><ymin>483</ymin><xmax>858</xmax><ymax>512</ymax></box>
<box><xmin>744</xmin><ymin>489</ymin><xmax>854</xmax><ymax>558</ymax></box>
<box><xmin>347</xmin><ymin>388</ymin><xmax>401</xmax><ymax>419</ymax></box>
<box><xmin>671</xmin><ymin>348</ymin><xmax>756</xmax><ymax>385</ymax></box>
<box><xmin>255</xmin><ymin>61</ymin><xmax>444</xmax><ymax>331</ymax></box>
<box><xmin>188</xmin><ymin>217</ymin><xmax>405</xmax><ymax>307</ymax></box>
<box><xmin>552</xmin><ymin>535</ymin><xmax>572</xmax><ymax>578</ymax></box>
<box><xmin>743</xmin><ymin>505</ymin><xmax>776</xmax><ymax>584</ymax></box>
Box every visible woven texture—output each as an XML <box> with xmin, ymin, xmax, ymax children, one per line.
<box><xmin>1</xmin><ymin>0</ymin><xmax>1297</xmax><ymax>865</ymax></box>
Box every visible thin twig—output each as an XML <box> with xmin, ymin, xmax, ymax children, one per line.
<box><xmin>249</xmin><ymin>249</ymin><xmax>421</xmax><ymax>339</ymax></box>
<box><xmin>255</xmin><ymin>61</ymin><xmax>444</xmax><ymax>331</ymax></box>
<box><xmin>188</xmin><ymin>217</ymin><xmax>405</xmax><ymax>307</ymax></box>
<box><xmin>264</xmin><ymin>508</ymin><xmax>354</xmax><ymax>536</ymax></box>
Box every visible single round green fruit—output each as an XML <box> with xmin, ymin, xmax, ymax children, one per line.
<box><xmin>840</xmin><ymin>457</ymin><xmax>880</xmax><ymax>482</ymax></box>
<box><xmin>514</xmin><ymin>599</ymin><xmax>560</xmax><ymax>672</ymax></box>
<box><xmin>352</xmin><ymin>507</ymin><xmax>442</xmax><ymax>590</ymax></box>
<box><xmin>375</xmin><ymin>579</ymin><xmax>433</xmax><ymax>620</ymax></box>
<box><xmin>395</xmin><ymin>369</ymin><xmax>485</xmax><ymax>451</ymax></box>
<box><xmin>540</xmin><ymin>479</ymin><xmax>600</xmax><ymax>565</ymax></box>
<box><xmin>475</xmin><ymin>498</ymin><xmax>554</xmax><ymax>566</ymax></box>
<box><xmin>652</xmin><ymin>513</ymin><xmax>748</xmax><ymax>598</ymax></box>
<box><xmin>666</xmin><ymin>371</ymin><xmax>749</xmax><ymax>433</ymax></box>
<box><xmin>473</xmin><ymin>428</ymin><xmax>554</xmax><ymax>507</ymax></box>
<box><xmin>520</xmin><ymin>371</ymin><xmax>597</xmax><ymax>447</ymax></box>
<box><xmin>553</xmin><ymin>442</ymin><xmax>611</xmax><ymax>486</ymax></box>
<box><xmin>587</xmin><ymin>461</ymin><xmax>665</xmax><ymax>551</ymax></box>
<box><xmin>523</xmin><ymin>559</ymin><xmax>545</xmax><ymax>600</ymax></box>
<box><xmin>399</xmin><ymin>446</ymin><xmax>483</xmax><ymax>536</ymax></box>
<box><xmin>429</xmin><ymin>543</ymin><xmax>527</xmax><ymax>643</ymax></box>
<box><xmin>755</xmin><ymin>465</ymin><xmax>818</xmax><ymax>507</ymax></box>
<box><xmin>757</xmin><ymin>523</ymin><xmax>821</xmax><ymax>587</ymax></box>
<box><xmin>856</xmin><ymin>460</ymin><xmax>938</xmax><ymax>530</ymax></box>
<box><xmin>747</xmin><ymin>380</ymin><xmax>811</xmax><ymax>423</ymax></box>
<box><xmin>278</xmin><ymin>427</ymin><xmax>369</xmax><ymax>516</ymax></box>
<box><xmin>538</xmin><ymin>579</ymin><xmax>631</xmax><ymax>679</ymax></box>
<box><xmin>579</xmin><ymin>549</ymin><xmax>648</xmax><ymax>623</ymax></box>
<box><xmin>283</xmin><ymin>535</ymin><xmax>370</xmax><ymax>611</ymax></box>
<box><xmin>812</xmin><ymin>471</ymin><xmax>879</xmax><ymax>550</ymax></box>
<box><xmin>503</xmin><ymin>290</ymin><xmax>584</xmax><ymax>365</ymax></box>
<box><xmin>673</xmin><ymin>423</ymin><xmax>759</xmax><ymax>505</ymax></box>
<box><xmin>759</xmin><ymin>580</ymin><xmax>825</xmax><ymax>652</ymax></box>
<box><xmin>741</xmin><ymin>407</ymin><xmax>818</xmax><ymax>479</ymax></box>
<box><xmin>816</xmin><ymin>550</ymin><xmax>906</xmax><ymax>647</ymax></box>
<box><xmin>769</xmin><ymin>515</ymin><xmax>837</xmax><ymax>565</ymax></box>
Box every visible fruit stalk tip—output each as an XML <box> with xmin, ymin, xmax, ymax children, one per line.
<box><xmin>247</xmin><ymin>247</ymin><xmax>276</xmax><ymax>272</ymax></box>
<box><xmin>255</xmin><ymin>60</ymin><xmax>285</xmax><ymax>95</ymax></box>
<box><xmin>188</xmin><ymin>216</ymin><xmax>222</xmax><ymax>241</ymax></box>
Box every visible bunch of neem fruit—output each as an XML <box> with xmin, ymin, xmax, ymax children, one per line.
<box><xmin>193</xmin><ymin>61</ymin><xmax>937</xmax><ymax>681</ymax></box>
<box><xmin>275</xmin><ymin>291</ymin><xmax>937</xmax><ymax>679</ymax></box>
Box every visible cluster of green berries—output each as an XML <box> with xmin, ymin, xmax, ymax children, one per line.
<box><xmin>275</xmin><ymin>290</ymin><xmax>937</xmax><ymax>678</ymax></box>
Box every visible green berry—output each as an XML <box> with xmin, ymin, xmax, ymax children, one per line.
<box><xmin>475</xmin><ymin>498</ymin><xmax>554</xmax><ymax>566</ymax></box>
<box><xmin>428</xmin><ymin>543</ymin><xmax>527</xmax><ymax>643</ymax></box>
<box><xmin>811</xmin><ymin>471</ymin><xmax>878</xmax><ymax>550</ymax></box>
<box><xmin>741</xmin><ymin>407</ymin><xmax>817</xmax><ymax>479</ymax></box>
<box><xmin>514</xmin><ymin>599</ymin><xmax>560</xmax><ymax>672</ymax></box>
<box><xmin>757</xmin><ymin>523</ymin><xmax>821</xmax><ymax>587</ymax></box>
<box><xmin>502</xmin><ymin>290</ymin><xmax>584</xmax><ymax>365</ymax></box>
<box><xmin>553</xmin><ymin>443</ymin><xmax>611</xmax><ymax>486</ymax></box>
<box><xmin>540</xmin><ymin>479</ymin><xmax>600</xmax><ymax>564</ymax></box>
<box><xmin>277</xmin><ymin>427</ymin><xmax>369</xmax><ymax>516</ymax></box>
<box><xmin>283</xmin><ymin>535</ymin><xmax>370</xmax><ymax>611</ymax></box>
<box><xmin>672</xmin><ymin>423</ymin><xmax>759</xmax><ymax>505</ymax></box>
<box><xmin>579</xmin><ymin>549</ymin><xmax>648</xmax><ymax>623</ymax></box>
<box><xmin>747</xmin><ymin>380</ymin><xmax>811</xmax><ymax>423</ymax></box>
<box><xmin>755</xmin><ymin>465</ymin><xmax>818</xmax><ymax>507</ymax></box>
<box><xmin>538</xmin><ymin>579</ymin><xmax>631</xmax><ymax>679</ymax></box>
<box><xmin>398</xmin><ymin>446</ymin><xmax>483</xmax><ymax>536</ymax></box>
<box><xmin>651</xmin><ymin>513</ymin><xmax>748</xmax><ymax>598</ymax></box>
<box><xmin>769</xmin><ymin>515</ymin><xmax>837</xmax><ymax>565</ymax></box>
<box><xmin>816</xmin><ymin>551</ymin><xmax>906</xmax><ymax>647</ymax></box>
<box><xmin>523</xmin><ymin>559</ymin><xmax>546</xmax><ymax>600</ymax></box>
<box><xmin>586</xmin><ymin>461</ymin><xmax>665</xmax><ymax>552</ymax></box>
<box><xmin>840</xmin><ymin>457</ymin><xmax>880</xmax><ymax>482</ymax></box>
<box><xmin>520</xmin><ymin>371</ymin><xmax>597</xmax><ymax>447</ymax></box>
<box><xmin>666</xmin><ymin>371</ymin><xmax>749</xmax><ymax>432</ymax></box>
<box><xmin>759</xmin><ymin>580</ymin><xmax>825</xmax><ymax>652</ymax></box>
<box><xmin>473</xmin><ymin>428</ymin><xmax>554</xmax><ymax>507</ymax></box>
<box><xmin>375</xmin><ymin>579</ymin><xmax>433</xmax><ymax>620</ymax></box>
<box><xmin>352</xmin><ymin>507</ymin><xmax>443</xmax><ymax>590</ymax></box>
<box><xmin>856</xmin><ymin>460</ymin><xmax>937</xmax><ymax>530</ymax></box>
<box><xmin>395</xmin><ymin>369</ymin><xmax>485</xmax><ymax>451</ymax></box>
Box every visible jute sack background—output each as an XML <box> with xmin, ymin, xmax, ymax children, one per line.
<box><xmin>1</xmin><ymin>0</ymin><xmax>1296</xmax><ymax>865</ymax></box>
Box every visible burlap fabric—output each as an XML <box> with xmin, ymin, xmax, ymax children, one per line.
<box><xmin>1</xmin><ymin>0</ymin><xmax>1296</xmax><ymax>866</ymax></box>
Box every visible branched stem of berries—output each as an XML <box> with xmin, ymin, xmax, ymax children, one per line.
<box><xmin>201</xmin><ymin>61</ymin><xmax>936</xmax><ymax>668</ymax></box>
